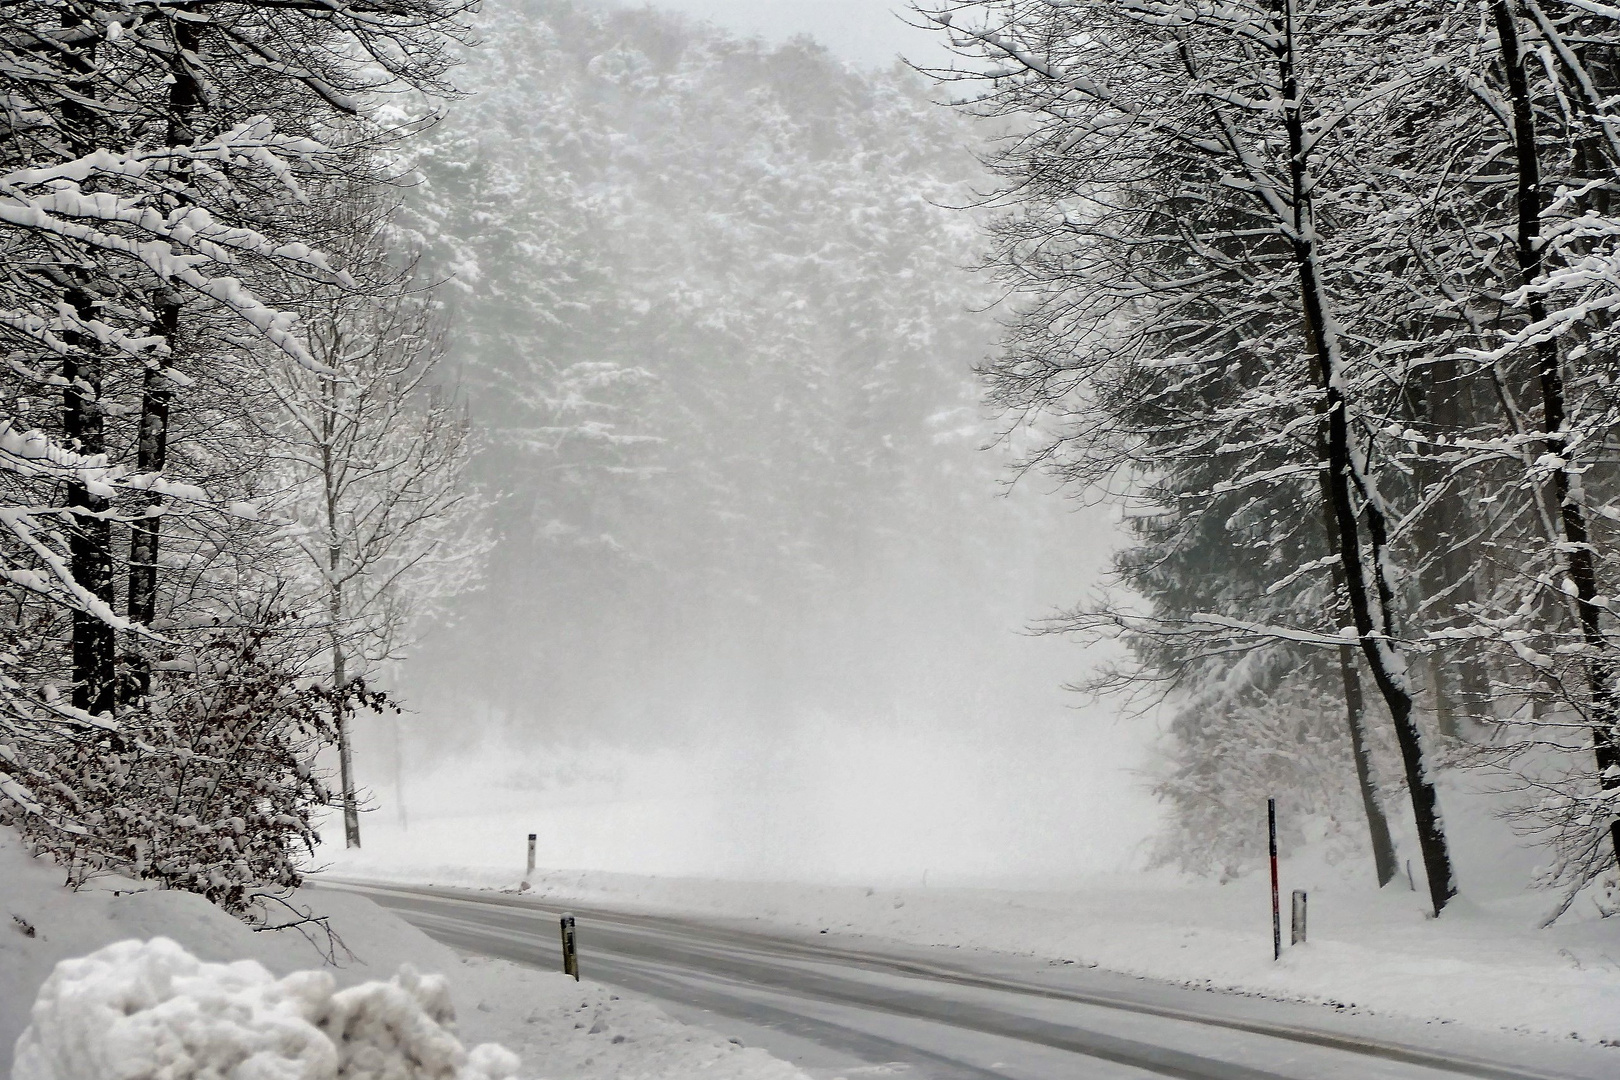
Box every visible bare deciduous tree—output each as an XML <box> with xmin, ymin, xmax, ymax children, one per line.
<box><xmin>264</xmin><ymin>216</ymin><xmax>487</xmax><ymax>848</ymax></box>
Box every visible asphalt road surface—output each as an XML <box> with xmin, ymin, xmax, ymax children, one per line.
<box><xmin>324</xmin><ymin>880</ymin><xmax>1617</xmax><ymax>1080</ymax></box>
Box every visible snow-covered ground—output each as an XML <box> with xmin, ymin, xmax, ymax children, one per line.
<box><xmin>315</xmin><ymin>736</ymin><xmax>1620</xmax><ymax>1051</ymax></box>
<box><xmin>325</xmin><ymin>841</ymin><xmax>1620</xmax><ymax>1050</ymax></box>
<box><xmin>0</xmin><ymin>827</ymin><xmax>810</xmax><ymax>1080</ymax></box>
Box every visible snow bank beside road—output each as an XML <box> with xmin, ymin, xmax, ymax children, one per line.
<box><xmin>327</xmin><ymin>848</ymin><xmax>1620</xmax><ymax>1048</ymax></box>
<box><xmin>13</xmin><ymin>938</ymin><xmax>518</xmax><ymax>1080</ymax></box>
<box><xmin>0</xmin><ymin>828</ymin><xmax>811</xmax><ymax>1080</ymax></box>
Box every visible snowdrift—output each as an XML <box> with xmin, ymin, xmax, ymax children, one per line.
<box><xmin>13</xmin><ymin>938</ymin><xmax>520</xmax><ymax>1080</ymax></box>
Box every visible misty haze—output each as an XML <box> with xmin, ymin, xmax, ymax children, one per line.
<box><xmin>2</xmin><ymin>2</ymin><xmax>1618</xmax><ymax>1079</ymax></box>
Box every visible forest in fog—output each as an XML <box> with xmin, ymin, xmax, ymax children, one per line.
<box><xmin>398</xmin><ymin>1</ymin><xmax>1072</xmax><ymax>741</ymax></box>
<box><xmin>5</xmin><ymin>0</ymin><xmax>1620</xmax><ymax>926</ymax></box>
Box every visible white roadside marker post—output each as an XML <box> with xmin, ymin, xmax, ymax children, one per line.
<box><xmin>527</xmin><ymin>833</ymin><xmax>536</xmax><ymax>877</ymax></box>
<box><xmin>560</xmin><ymin>913</ymin><xmax>579</xmax><ymax>980</ymax></box>
<box><xmin>1291</xmin><ymin>889</ymin><xmax>1307</xmax><ymax>946</ymax></box>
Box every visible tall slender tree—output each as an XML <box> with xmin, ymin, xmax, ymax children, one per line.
<box><xmin>263</xmin><ymin>213</ymin><xmax>486</xmax><ymax>849</ymax></box>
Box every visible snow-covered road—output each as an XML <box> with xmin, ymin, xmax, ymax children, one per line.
<box><xmin>323</xmin><ymin>880</ymin><xmax>1613</xmax><ymax>1080</ymax></box>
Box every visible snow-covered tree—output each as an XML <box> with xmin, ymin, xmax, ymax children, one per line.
<box><xmin>1434</xmin><ymin>0</ymin><xmax>1620</xmax><ymax>909</ymax></box>
<box><xmin>922</xmin><ymin>0</ymin><xmax>1466</xmax><ymax>911</ymax></box>
<box><xmin>264</xmin><ymin>211</ymin><xmax>487</xmax><ymax>850</ymax></box>
<box><xmin>0</xmin><ymin>0</ymin><xmax>474</xmax><ymax>903</ymax></box>
<box><xmin>922</xmin><ymin>0</ymin><xmax>1620</xmax><ymax>914</ymax></box>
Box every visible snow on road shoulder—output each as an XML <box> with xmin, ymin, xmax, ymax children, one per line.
<box><xmin>450</xmin><ymin>955</ymin><xmax>809</xmax><ymax>1080</ymax></box>
<box><xmin>0</xmin><ymin>827</ymin><xmax>811</xmax><ymax>1080</ymax></box>
<box><xmin>326</xmin><ymin>848</ymin><xmax>1620</xmax><ymax>1048</ymax></box>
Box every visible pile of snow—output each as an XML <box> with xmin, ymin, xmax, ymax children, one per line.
<box><xmin>13</xmin><ymin>938</ymin><xmax>519</xmax><ymax>1080</ymax></box>
<box><xmin>0</xmin><ymin>827</ymin><xmax>811</xmax><ymax>1080</ymax></box>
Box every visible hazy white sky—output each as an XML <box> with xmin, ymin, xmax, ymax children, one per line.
<box><xmin>635</xmin><ymin>1</ymin><xmax>947</xmax><ymax>67</ymax></box>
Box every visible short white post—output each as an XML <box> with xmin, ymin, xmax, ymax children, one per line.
<box><xmin>1291</xmin><ymin>889</ymin><xmax>1307</xmax><ymax>946</ymax></box>
<box><xmin>526</xmin><ymin>832</ymin><xmax>536</xmax><ymax>877</ymax></box>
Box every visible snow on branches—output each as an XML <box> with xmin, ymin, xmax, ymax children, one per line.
<box><xmin>0</xmin><ymin>0</ymin><xmax>474</xmax><ymax>912</ymax></box>
<box><xmin>924</xmin><ymin>0</ymin><xmax>1620</xmax><ymax>914</ymax></box>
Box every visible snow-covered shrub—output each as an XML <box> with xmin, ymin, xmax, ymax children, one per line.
<box><xmin>0</xmin><ymin>615</ymin><xmax>387</xmax><ymax>914</ymax></box>
<box><xmin>1462</xmin><ymin>727</ymin><xmax>1620</xmax><ymax>922</ymax></box>
<box><xmin>12</xmin><ymin>937</ymin><xmax>521</xmax><ymax>1080</ymax></box>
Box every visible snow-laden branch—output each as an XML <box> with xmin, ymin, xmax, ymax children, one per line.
<box><xmin>0</xmin><ymin>122</ymin><xmax>352</xmax><ymax>373</ymax></box>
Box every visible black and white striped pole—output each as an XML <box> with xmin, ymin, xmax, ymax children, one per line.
<box><xmin>560</xmin><ymin>913</ymin><xmax>579</xmax><ymax>980</ymax></box>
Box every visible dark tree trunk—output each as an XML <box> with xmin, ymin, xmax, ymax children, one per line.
<box><xmin>63</xmin><ymin>287</ymin><xmax>115</xmax><ymax>716</ymax></box>
<box><xmin>1338</xmin><ymin>638</ymin><xmax>1399</xmax><ymax>886</ymax></box>
<box><xmin>124</xmin><ymin>307</ymin><xmax>174</xmax><ymax>700</ymax></box>
<box><xmin>124</xmin><ymin>20</ymin><xmax>200</xmax><ymax>701</ymax></box>
<box><xmin>52</xmin><ymin>6</ymin><xmax>115</xmax><ymax>716</ymax></box>
<box><xmin>1493</xmin><ymin>0</ymin><xmax>1620</xmax><ymax>869</ymax></box>
<box><xmin>1275</xmin><ymin>0</ymin><xmax>1456</xmax><ymax>913</ymax></box>
<box><xmin>1319</xmin><ymin>479</ymin><xmax>1399</xmax><ymax>886</ymax></box>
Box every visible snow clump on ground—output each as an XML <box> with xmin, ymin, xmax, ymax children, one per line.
<box><xmin>12</xmin><ymin>937</ymin><xmax>520</xmax><ymax>1080</ymax></box>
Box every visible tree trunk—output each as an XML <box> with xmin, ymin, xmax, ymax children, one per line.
<box><xmin>124</xmin><ymin>305</ymin><xmax>175</xmax><ymax>701</ymax></box>
<box><xmin>325</xmin><ymin>367</ymin><xmax>361</xmax><ymax>848</ymax></box>
<box><xmin>54</xmin><ymin>12</ymin><xmax>114</xmax><ymax>716</ymax></box>
<box><xmin>1320</xmin><ymin>478</ymin><xmax>1399</xmax><ymax>886</ymax></box>
<box><xmin>1493</xmin><ymin>0</ymin><xmax>1620</xmax><ymax>869</ymax></box>
<box><xmin>1276</xmin><ymin>0</ymin><xmax>1456</xmax><ymax>913</ymax></box>
<box><xmin>124</xmin><ymin>20</ymin><xmax>199</xmax><ymax>701</ymax></box>
<box><xmin>334</xmin><ymin>629</ymin><xmax>361</xmax><ymax>849</ymax></box>
<box><xmin>1339</xmin><ymin>637</ymin><xmax>1399</xmax><ymax>885</ymax></box>
<box><xmin>63</xmin><ymin>287</ymin><xmax>115</xmax><ymax>717</ymax></box>
<box><xmin>328</xmin><ymin>527</ymin><xmax>358</xmax><ymax>848</ymax></box>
